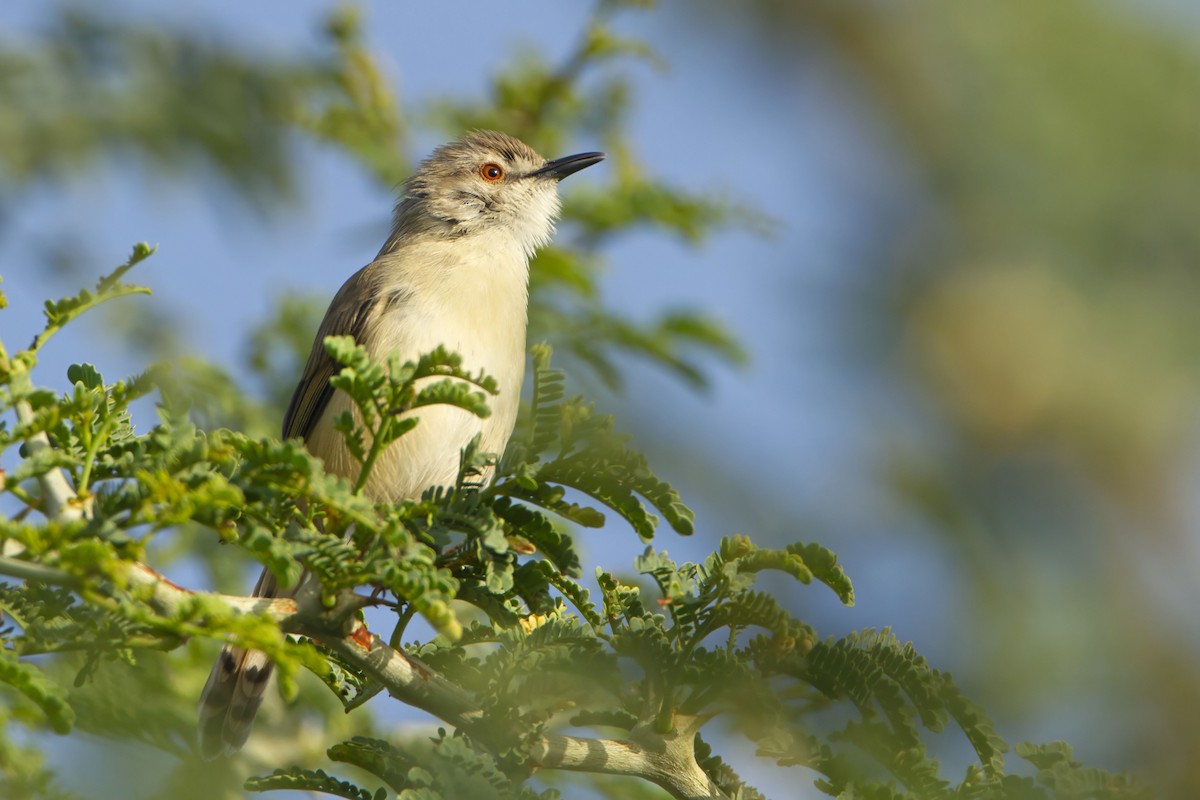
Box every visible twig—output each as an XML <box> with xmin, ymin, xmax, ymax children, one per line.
<box><xmin>0</xmin><ymin>556</ymin><xmax>81</xmax><ymax>588</ymax></box>
<box><xmin>13</xmin><ymin>399</ymin><xmax>91</xmax><ymax>526</ymax></box>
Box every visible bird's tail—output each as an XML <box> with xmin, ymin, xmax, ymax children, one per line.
<box><xmin>197</xmin><ymin>567</ymin><xmax>279</xmax><ymax>759</ymax></box>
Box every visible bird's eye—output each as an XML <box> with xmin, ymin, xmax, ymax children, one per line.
<box><xmin>480</xmin><ymin>163</ymin><xmax>504</xmax><ymax>182</ymax></box>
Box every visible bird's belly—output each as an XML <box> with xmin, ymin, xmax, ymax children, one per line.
<box><xmin>305</xmin><ymin>331</ymin><xmax>523</xmax><ymax>503</ymax></box>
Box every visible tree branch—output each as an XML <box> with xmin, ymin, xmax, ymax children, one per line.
<box><xmin>13</xmin><ymin>398</ymin><xmax>91</xmax><ymax>525</ymax></box>
<box><xmin>532</xmin><ymin>719</ymin><xmax>728</xmax><ymax>800</ymax></box>
<box><xmin>125</xmin><ymin>562</ymin><xmax>301</xmax><ymax>620</ymax></box>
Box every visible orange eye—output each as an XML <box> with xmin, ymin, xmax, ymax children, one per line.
<box><xmin>480</xmin><ymin>163</ymin><xmax>504</xmax><ymax>182</ymax></box>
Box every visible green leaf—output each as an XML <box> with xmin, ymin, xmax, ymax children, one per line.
<box><xmin>245</xmin><ymin>768</ymin><xmax>383</xmax><ymax>800</ymax></box>
<box><xmin>525</xmin><ymin>343</ymin><xmax>566</xmax><ymax>458</ymax></box>
<box><xmin>412</xmin><ymin>378</ymin><xmax>492</xmax><ymax>419</ymax></box>
<box><xmin>328</xmin><ymin>737</ymin><xmax>413</xmax><ymax>791</ymax></box>
<box><xmin>1015</xmin><ymin>741</ymin><xmax>1076</xmax><ymax>771</ymax></box>
<box><xmin>0</xmin><ymin>651</ymin><xmax>75</xmax><ymax>734</ymax></box>
<box><xmin>26</xmin><ymin>243</ymin><xmax>155</xmax><ymax>363</ymax></box>
<box><xmin>786</xmin><ymin>541</ymin><xmax>855</xmax><ymax>606</ymax></box>
<box><xmin>492</xmin><ymin>499</ymin><xmax>581</xmax><ymax>577</ymax></box>
<box><xmin>66</xmin><ymin>363</ymin><xmax>103</xmax><ymax>390</ymax></box>
<box><xmin>530</xmin><ymin>560</ymin><xmax>601</xmax><ymax>627</ymax></box>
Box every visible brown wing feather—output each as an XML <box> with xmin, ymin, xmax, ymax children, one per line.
<box><xmin>282</xmin><ymin>265</ymin><xmax>385</xmax><ymax>441</ymax></box>
<box><xmin>198</xmin><ymin>263</ymin><xmax>391</xmax><ymax>759</ymax></box>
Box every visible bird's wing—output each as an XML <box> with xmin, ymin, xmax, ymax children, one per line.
<box><xmin>201</xmin><ymin>266</ymin><xmax>391</xmax><ymax>758</ymax></box>
<box><xmin>282</xmin><ymin>265</ymin><xmax>385</xmax><ymax>441</ymax></box>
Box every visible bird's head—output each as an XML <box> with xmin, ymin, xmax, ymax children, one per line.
<box><xmin>397</xmin><ymin>130</ymin><xmax>604</xmax><ymax>256</ymax></box>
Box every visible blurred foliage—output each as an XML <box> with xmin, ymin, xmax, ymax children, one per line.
<box><xmin>0</xmin><ymin>0</ymin><xmax>1185</xmax><ymax>798</ymax></box>
<box><xmin>746</xmin><ymin>0</ymin><xmax>1200</xmax><ymax>506</ymax></box>
<box><xmin>0</xmin><ymin>12</ymin><xmax>303</xmax><ymax>202</ymax></box>
<box><xmin>733</xmin><ymin>0</ymin><xmax>1200</xmax><ymax>796</ymax></box>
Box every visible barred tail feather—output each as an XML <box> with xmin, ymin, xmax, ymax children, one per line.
<box><xmin>197</xmin><ymin>644</ymin><xmax>274</xmax><ymax>758</ymax></box>
<box><xmin>197</xmin><ymin>567</ymin><xmax>280</xmax><ymax>759</ymax></box>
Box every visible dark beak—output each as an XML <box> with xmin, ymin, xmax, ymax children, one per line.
<box><xmin>531</xmin><ymin>151</ymin><xmax>605</xmax><ymax>181</ymax></box>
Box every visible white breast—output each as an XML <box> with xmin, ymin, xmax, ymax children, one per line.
<box><xmin>306</xmin><ymin>233</ymin><xmax>529</xmax><ymax>502</ymax></box>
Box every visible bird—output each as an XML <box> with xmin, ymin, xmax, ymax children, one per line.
<box><xmin>197</xmin><ymin>130</ymin><xmax>603</xmax><ymax>758</ymax></box>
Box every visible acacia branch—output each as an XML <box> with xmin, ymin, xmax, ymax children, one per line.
<box><xmin>13</xmin><ymin>398</ymin><xmax>91</xmax><ymax>526</ymax></box>
<box><xmin>532</xmin><ymin>720</ymin><xmax>727</xmax><ymax>800</ymax></box>
<box><xmin>126</xmin><ymin>562</ymin><xmax>302</xmax><ymax>620</ymax></box>
<box><xmin>2</xmin><ymin>408</ymin><xmax>729</xmax><ymax>800</ymax></box>
<box><xmin>0</xmin><ymin>556</ymin><xmax>300</xmax><ymax>620</ymax></box>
